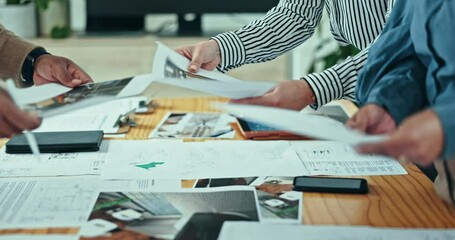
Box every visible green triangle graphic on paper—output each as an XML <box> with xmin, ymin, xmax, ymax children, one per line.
<box><xmin>135</xmin><ymin>162</ymin><xmax>165</xmax><ymax>170</ymax></box>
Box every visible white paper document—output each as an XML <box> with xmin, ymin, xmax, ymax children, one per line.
<box><xmin>101</xmin><ymin>140</ymin><xmax>309</xmax><ymax>180</ymax></box>
<box><xmin>0</xmin><ymin>235</ymin><xmax>78</xmax><ymax>240</ymax></box>
<box><xmin>215</xmin><ymin>103</ymin><xmax>386</xmax><ymax>145</ymax></box>
<box><xmin>152</xmin><ymin>42</ymin><xmax>276</xmax><ymax>99</ymax></box>
<box><xmin>0</xmin><ymin>141</ymin><xmax>109</xmax><ymax>177</ymax></box>
<box><xmin>9</xmin><ymin>74</ymin><xmax>154</xmax><ymax>118</ymax></box>
<box><xmin>33</xmin><ymin>97</ymin><xmax>146</xmax><ymax>134</ymax></box>
<box><xmin>290</xmin><ymin>141</ymin><xmax>407</xmax><ymax>176</ymax></box>
<box><xmin>97</xmin><ymin>179</ymin><xmax>181</xmax><ymax>192</ymax></box>
<box><xmin>0</xmin><ymin>177</ymin><xmax>98</xmax><ymax>229</ymax></box>
<box><xmin>218</xmin><ymin>222</ymin><xmax>455</xmax><ymax>240</ymax></box>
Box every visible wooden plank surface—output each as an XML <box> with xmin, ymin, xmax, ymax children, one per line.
<box><xmin>1</xmin><ymin>97</ymin><xmax>454</xmax><ymax>236</ymax></box>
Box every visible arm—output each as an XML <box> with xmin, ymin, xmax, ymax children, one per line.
<box><xmin>0</xmin><ymin>24</ymin><xmax>38</xmax><ymax>86</ymax></box>
<box><xmin>355</xmin><ymin>0</ymin><xmax>427</xmax><ymax>125</ymax></box>
<box><xmin>424</xmin><ymin>0</ymin><xmax>455</xmax><ymax>159</ymax></box>
<box><xmin>305</xmin><ymin>0</ymin><xmax>397</xmax><ymax>109</ymax></box>
<box><xmin>0</xmin><ymin>25</ymin><xmax>92</xmax><ymax>88</ymax></box>
<box><xmin>212</xmin><ymin>0</ymin><xmax>324</xmax><ymax>71</ymax></box>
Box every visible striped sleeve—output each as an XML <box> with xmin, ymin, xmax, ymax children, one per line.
<box><xmin>212</xmin><ymin>0</ymin><xmax>325</xmax><ymax>72</ymax></box>
<box><xmin>304</xmin><ymin>0</ymin><xmax>396</xmax><ymax>109</ymax></box>
<box><xmin>304</xmin><ymin>46</ymin><xmax>369</xmax><ymax>109</ymax></box>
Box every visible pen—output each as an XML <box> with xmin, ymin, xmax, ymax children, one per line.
<box><xmin>5</xmin><ymin>80</ymin><xmax>41</xmax><ymax>161</ymax></box>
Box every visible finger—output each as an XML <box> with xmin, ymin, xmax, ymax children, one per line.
<box><xmin>357</xmin><ymin>139</ymin><xmax>402</xmax><ymax>159</ymax></box>
<box><xmin>345</xmin><ymin>114</ymin><xmax>357</xmax><ymax>129</ymax></box>
<box><xmin>53</xmin><ymin>62</ymin><xmax>76</xmax><ymax>87</ymax></box>
<box><xmin>175</xmin><ymin>47</ymin><xmax>192</xmax><ymax>59</ymax></box>
<box><xmin>67</xmin><ymin>61</ymin><xmax>93</xmax><ymax>84</ymax></box>
<box><xmin>230</xmin><ymin>96</ymin><xmax>273</xmax><ymax>106</ymax></box>
<box><xmin>189</xmin><ymin>47</ymin><xmax>204</xmax><ymax>73</ymax></box>
<box><xmin>0</xmin><ymin>117</ymin><xmax>20</xmax><ymax>138</ymax></box>
<box><xmin>353</xmin><ymin>113</ymin><xmax>369</xmax><ymax>132</ymax></box>
<box><xmin>356</xmin><ymin>142</ymin><xmax>390</xmax><ymax>156</ymax></box>
<box><xmin>2</xmin><ymin>99</ymin><xmax>41</xmax><ymax>130</ymax></box>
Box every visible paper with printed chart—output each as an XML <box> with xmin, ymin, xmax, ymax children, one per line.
<box><xmin>101</xmin><ymin>140</ymin><xmax>309</xmax><ymax>180</ymax></box>
<box><xmin>290</xmin><ymin>141</ymin><xmax>407</xmax><ymax>176</ymax></box>
<box><xmin>215</xmin><ymin>103</ymin><xmax>387</xmax><ymax>145</ymax></box>
<box><xmin>0</xmin><ymin>176</ymin><xmax>99</xmax><ymax>229</ymax></box>
<box><xmin>218</xmin><ymin>222</ymin><xmax>455</xmax><ymax>240</ymax></box>
<box><xmin>152</xmin><ymin>42</ymin><xmax>276</xmax><ymax>99</ymax></box>
<box><xmin>0</xmin><ymin>176</ymin><xmax>180</xmax><ymax>230</ymax></box>
<box><xmin>0</xmin><ymin>141</ymin><xmax>109</xmax><ymax>177</ymax></box>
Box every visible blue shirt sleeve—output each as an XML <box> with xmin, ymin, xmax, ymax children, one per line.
<box><xmin>356</xmin><ymin>0</ymin><xmax>428</xmax><ymax>125</ymax></box>
<box><xmin>419</xmin><ymin>0</ymin><xmax>455</xmax><ymax>159</ymax></box>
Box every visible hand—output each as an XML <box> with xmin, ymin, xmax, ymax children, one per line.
<box><xmin>33</xmin><ymin>55</ymin><xmax>92</xmax><ymax>88</ymax></box>
<box><xmin>356</xmin><ymin>110</ymin><xmax>444</xmax><ymax>166</ymax></box>
<box><xmin>230</xmin><ymin>80</ymin><xmax>315</xmax><ymax>110</ymax></box>
<box><xmin>0</xmin><ymin>89</ymin><xmax>41</xmax><ymax>137</ymax></box>
<box><xmin>175</xmin><ymin>40</ymin><xmax>221</xmax><ymax>73</ymax></box>
<box><xmin>346</xmin><ymin>104</ymin><xmax>397</xmax><ymax>134</ymax></box>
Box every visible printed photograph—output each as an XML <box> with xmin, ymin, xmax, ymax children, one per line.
<box><xmin>194</xmin><ymin>177</ymin><xmax>301</xmax><ymax>223</ymax></box>
<box><xmin>29</xmin><ymin>77</ymin><xmax>133</xmax><ymax>113</ymax></box>
<box><xmin>80</xmin><ymin>188</ymin><xmax>259</xmax><ymax>240</ymax></box>
<box><xmin>150</xmin><ymin>112</ymin><xmax>235</xmax><ymax>139</ymax></box>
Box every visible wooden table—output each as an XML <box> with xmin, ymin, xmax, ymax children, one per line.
<box><xmin>1</xmin><ymin>97</ymin><xmax>455</xmax><ymax>236</ymax></box>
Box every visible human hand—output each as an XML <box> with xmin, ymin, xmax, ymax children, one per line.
<box><xmin>230</xmin><ymin>80</ymin><xmax>315</xmax><ymax>110</ymax></box>
<box><xmin>0</xmin><ymin>89</ymin><xmax>41</xmax><ymax>137</ymax></box>
<box><xmin>356</xmin><ymin>110</ymin><xmax>443</xmax><ymax>166</ymax></box>
<box><xmin>33</xmin><ymin>55</ymin><xmax>92</xmax><ymax>88</ymax></box>
<box><xmin>175</xmin><ymin>40</ymin><xmax>221</xmax><ymax>73</ymax></box>
<box><xmin>346</xmin><ymin>104</ymin><xmax>397</xmax><ymax>134</ymax></box>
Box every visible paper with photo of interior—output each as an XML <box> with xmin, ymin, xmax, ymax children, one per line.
<box><xmin>149</xmin><ymin>112</ymin><xmax>236</xmax><ymax>139</ymax></box>
<box><xmin>8</xmin><ymin>74</ymin><xmax>154</xmax><ymax>118</ymax></box>
<box><xmin>79</xmin><ymin>186</ymin><xmax>260</xmax><ymax>240</ymax></box>
<box><xmin>152</xmin><ymin>42</ymin><xmax>276</xmax><ymax>99</ymax></box>
<box><xmin>193</xmin><ymin>177</ymin><xmax>302</xmax><ymax>223</ymax></box>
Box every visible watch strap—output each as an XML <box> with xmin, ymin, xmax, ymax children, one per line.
<box><xmin>21</xmin><ymin>47</ymin><xmax>50</xmax><ymax>86</ymax></box>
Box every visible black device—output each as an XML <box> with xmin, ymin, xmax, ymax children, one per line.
<box><xmin>6</xmin><ymin>131</ymin><xmax>104</xmax><ymax>154</ymax></box>
<box><xmin>293</xmin><ymin>176</ymin><xmax>368</xmax><ymax>194</ymax></box>
<box><xmin>86</xmin><ymin>0</ymin><xmax>279</xmax><ymax>36</ymax></box>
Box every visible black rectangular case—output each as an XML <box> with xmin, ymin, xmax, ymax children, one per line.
<box><xmin>6</xmin><ymin>131</ymin><xmax>104</xmax><ymax>154</ymax></box>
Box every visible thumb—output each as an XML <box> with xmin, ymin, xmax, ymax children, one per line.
<box><xmin>188</xmin><ymin>48</ymin><xmax>204</xmax><ymax>73</ymax></box>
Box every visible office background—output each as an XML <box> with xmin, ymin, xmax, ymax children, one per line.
<box><xmin>0</xmin><ymin>0</ymin><xmax>339</xmax><ymax>96</ymax></box>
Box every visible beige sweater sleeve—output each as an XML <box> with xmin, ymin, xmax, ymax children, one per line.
<box><xmin>0</xmin><ymin>24</ymin><xmax>38</xmax><ymax>86</ymax></box>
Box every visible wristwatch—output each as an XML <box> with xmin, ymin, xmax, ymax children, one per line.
<box><xmin>21</xmin><ymin>47</ymin><xmax>50</xmax><ymax>86</ymax></box>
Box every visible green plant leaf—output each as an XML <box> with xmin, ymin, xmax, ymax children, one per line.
<box><xmin>50</xmin><ymin>25</ymin><xmax>70</xmax><ymax>39</ymax></box>
<box><xmin>35</xmin><ymin>0</ymin><xmax>50</xmax><ymax>11</ymax></box>
<box><xmin>6</xmin><ymin>0</ymin><xmax>22</xmax><ymax>5</ymax></box>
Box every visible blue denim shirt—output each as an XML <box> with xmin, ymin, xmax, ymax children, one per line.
<box><xmin>356</xmin><ymin>0</ymin><xmax>455</xmax><ymax>159</ymax></box>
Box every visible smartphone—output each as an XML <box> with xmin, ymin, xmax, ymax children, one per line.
<box><xmin>236</xmin><ymin>118</ymin><xmax>307</xmax><ymax>140</ymax></box>
<box><xmin>293</xmin><ymin>176</ymin><xmax>368</xmax><ymax>194</ymax></box>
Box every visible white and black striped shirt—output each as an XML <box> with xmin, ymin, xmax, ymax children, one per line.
<box><xmin>212</xmin><ymin>0</ymin><xmax>395</xmax><ymax>109</ymax></box>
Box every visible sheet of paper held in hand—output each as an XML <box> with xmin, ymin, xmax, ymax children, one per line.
<box><xmin>152</xmin><ymin>42</ymin><xmax>276</xmax><ymax>99</ymax></box>
<box><xmin>100</xmin><ymin>140</ymin><xmax>406</xmax><ymax>180</ymax></box>
<box><xmin>215</xmin><ymin>103</ymin><xmax>387</xmax><ymax>145</ymax></box>
<box><xmin>8</xmin><ymin>74</ymin><xmax>154</xmax><ymax>118</ymax></box>
<box><xmin>33</xmin><ymin>97</ymin><xmax>146</xmax><ymax>134</ymax></box>
<box><xmin>218</xmin><ymin>222</ymin><xmax>455</xmax><ymax>240</ymax></box>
